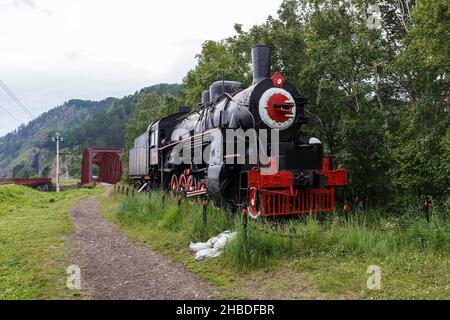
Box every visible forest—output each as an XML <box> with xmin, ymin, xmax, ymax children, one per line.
<box><xmin>126</xmin><ymin>0</ymin><xmax>449</xmax><ymax>210</ymax></box>
<box><xmin>0</xmin><ymin>84</ymin><xmax>181</xmax><ymax>178</ymax></box>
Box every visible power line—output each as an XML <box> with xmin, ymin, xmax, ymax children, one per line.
<box><xmin>0</xmin><ymin>102</ymin><xmax>23</xmax><ymax>124</ymax></box>
<box><xmin>0</xmin><ymin>80</ymin><xmax>35</xmax><ymax>119</ymax></box>
<box><xmin>0</xmin><ymin>88</ymin><xmax>27</xmax><ymax>124</ymax></box>
<box><xmin>0</xmin><ymin>89</ymin><xmax>14</xmax><ymax>105</ymax></box>
<box><xmin>0</xmin><ymin>80</ymin><xmax>34</xmax><ymax>119</ymax></box>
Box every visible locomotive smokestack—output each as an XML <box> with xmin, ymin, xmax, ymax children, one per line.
<box><xmin>252</xmin><ymin>45</ymin><xmax>271</xmax><ymax>84</ymax></box>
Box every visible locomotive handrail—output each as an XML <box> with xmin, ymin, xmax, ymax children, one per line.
<box><xmin>304</xmin><ymin>110</ymin><xmax>324</xmax><ymax>143</ymax></box>
<box><xmin>175</xmin><ymin>90</ymin><xmax>244</xmax><ymax>124</ymax></box>
<box><xmin>158</xmin><ymin>128</ymin><xmax>220</xmax><ymax>151</ymax></box>
<box><xmin>223</xmin><ymin>92</ymin><xmax>255</xmax><ymax>128</ymax></box>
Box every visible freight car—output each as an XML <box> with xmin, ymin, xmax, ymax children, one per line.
<box><xmin>128</xmin><ymin>45</ymin><xmax>348</xmax><ymax>218</ymax></box>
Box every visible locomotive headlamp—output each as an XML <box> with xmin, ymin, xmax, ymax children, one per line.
<box><xmin>309</xmin><ymin>137</ymin><xmax>322</xmax><ymax>144</ymax></box>
<box><xmin>258</xmin><ymin>88</ymin><xmax>296</xmax><ymax>130</ymax></box>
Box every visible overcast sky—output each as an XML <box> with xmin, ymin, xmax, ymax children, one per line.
<box><xmin>0</xmin><ymin>0</ymin><xmax>282</xmax><ymax>136</ymax></box>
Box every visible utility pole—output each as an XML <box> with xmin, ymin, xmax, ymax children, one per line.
<box><xmin>52</xmin><ymin>133</ymin><xmax>63</xmax><ymax>192</ymax></box>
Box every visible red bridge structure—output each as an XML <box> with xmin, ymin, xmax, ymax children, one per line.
<box><xmin>0</xmin><ymin>178</ymin><xmax>52</xmax><ymax>191</ymax></box>
<box><xmin>80</xmin><ymin>147</ymin><xmax>123</xmax><ymax>186</ymax></box>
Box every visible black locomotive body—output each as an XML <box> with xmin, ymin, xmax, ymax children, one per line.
<box><xmin>129</xmin><ymin>45</ymin><xmax>347</xmax><ymax>218</ymax></box>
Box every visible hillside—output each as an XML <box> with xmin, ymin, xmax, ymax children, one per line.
<box><xmin>0</xmin><ymin>83</ymin><xmax>182</xmax><ymax>179</ymax></box>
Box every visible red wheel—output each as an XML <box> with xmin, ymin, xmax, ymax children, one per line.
<box><xmin>343</xmin><ymin>204</ymin><xmax>350</xmax><ymax>214</ymax></box>
<box><xmin>247</xmin><ymin>189</ymin><xmax>262</xmax><ymax>219</ymax></box>
<box><xmin>197</xmin><ymin>181</ymin><xmax>207</xmax><ymax>191</ymax></box>
<box><xmin>170</xmin><ymin>174</ymin><xmax>178</xmax><ymax>191</ymax></box>
<box><xmin>178</xmin><ymin>174</ymin><xmax>187</xmax><ymax>192</ymax></box>
<box><xmin>186</xmin><ymin>175</ymin><xmax>196</xmax><ymax>192</ymax></box>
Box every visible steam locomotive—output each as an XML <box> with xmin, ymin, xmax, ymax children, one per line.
<box><xmin>129</xmin><ymin>45</ymin><xmax>347</xmax><ymax>218</ymax></box>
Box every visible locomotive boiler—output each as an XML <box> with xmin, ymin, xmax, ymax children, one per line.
<box><xmin>129</xmin><ymin>45</ymin><xmax>347</xmax><ymax>218</ymax></box>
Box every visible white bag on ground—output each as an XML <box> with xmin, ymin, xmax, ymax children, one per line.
<box><xmin>189</xmin><ymin>242</ymin><xmax>211</xmax><ymax>252</ymax></box>
<box><xmin>189</xmin><ymin>231</ymin><xmax>237</xmax><ymax>261</ymax></box>
<box><xmin>206</xmin><ymin>236</ymin><xmax>219</xmax><ymax>247</ymax></box>
<box><xmin>195</xmin><ymin>248</ymin><xmax>221</xmax><ymax>260</ymax></box>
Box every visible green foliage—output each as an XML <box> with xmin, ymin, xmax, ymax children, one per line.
<box><xmin>124</xmin><ymin>94</ymin><xmax>182</xmax><ymax>152</ymax></box>
<box><xmin>183</xmin><ymin>40</ymin><xmax>249</xmax><ymax>106</ymax></box>
<box><xmin>390</xmin><ymin>0</ymin><xmax>450</xmax><ymax>200</ymax></box>
<box><xmin>223</xmin><ymin>204</ymin><xmax>450</xmax><ymax>273</ymax></box>
<box><xmin>157</xmin><ymin>94</ymin><xmax>184</xmax><ymax>119</ymax></box>
<box><xmin>116</xmin><ymin>191</ymin><xmax>234</xmax><ymax>243</ymax></box>
<box><xmin>125</xmin><ymin>92</ymin><xmax>162</xmax><ymax>151</ymax></box>
<box><xmin>123</xmin><ymin>88</ymin><xmax>185</xmax><ymax>163</ymax></box>
<box><xmin>336</xmin><ymin>111</ymin><xmax>391</xmax><ymax>205</ymax></box>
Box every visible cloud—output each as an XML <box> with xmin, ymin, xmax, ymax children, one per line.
<box><xmin>64</xmin><ymin>50</ymin><xmax>82</xmax><ymax>62</ymax></box>
<box><xmin>14</xmin><ymin>0</ymin><xmax>36</xmax><ymax>9</ymax></box>
<box><xmin>0</xmin><ymin>0</ymin><xmax>283</xmax><ymax>137</ymax></box>
<box><xmin>12</xmin><ymin>0</ymin><xmax>51</xmax><ymax>15</ymax></box>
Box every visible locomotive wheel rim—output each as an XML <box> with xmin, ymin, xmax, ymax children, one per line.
<box><xmin>247</xmin><ymin>189</ymin><xmax>262</xmax><ymax>219</ymax></box>
<box><xmin>187</xmin><ymin>176</ymin><xmax>198</xmax><ymax>204</ymax></box>
<box><xmin>187</xmin><ymin>175</ymin><xmax>196</xmax><ymax>192</ymax></box>
<box><xmin>192</xmin><ymin>178</ymin><xmax>198</xmax><ymax>192</ymax></box>
<box><xmin>178</xmin><ymin>174</ymin><xmax>187</xmax><ymax>192</ymax></box>
<box><xmin>170</xmin><ymin>175</ymin><xmax>178</xmax><ymax>191</ymax></box>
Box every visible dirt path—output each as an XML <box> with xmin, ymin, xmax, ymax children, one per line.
<box><xmin>69</xmin><ymin>196</ymin><xmax>216</xmax><ymax>300</ymax></box>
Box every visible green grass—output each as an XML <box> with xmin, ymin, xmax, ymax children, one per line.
<box><xmin>103</xmin><ymin>190</ymin><xmax>450</xmax><ymax>299</ymax></box>
<box><xmin>115</xmin><ymin>190</ymin><xmax>234</xmax><ymax>242</ymax></box>
<box><xmin>0</xmin><ymin>184</ymin><xmax>103</xmax><ymax>299</ymax></box>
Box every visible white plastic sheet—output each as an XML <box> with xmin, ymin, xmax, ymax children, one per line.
<box><xmin>189</xmin><ymin>231</ymin><xmax>237</xmax><ymax>261</ymax></box>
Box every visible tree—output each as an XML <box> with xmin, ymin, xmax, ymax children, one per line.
<box><xmin>156</xmin><ymin>94</ymin><xmax>184</xmax><ymax>119</ymax></box>
<box><xmin>125</xmin><ymin>92</ymin><xmax>162</xmax><ymax>151</ymax></box>
<box><xmin>183</xmin><ymin>40</ymin><xmax>247</xmax><ymax>106</ymax></box>
<box><xmin>390</xmin><ymin>0</ymin><xmax>450</xmax><ymax>200</ymax></box>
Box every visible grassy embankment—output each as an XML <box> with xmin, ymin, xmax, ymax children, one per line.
<box><xmin>0</xmin><ymin>184</ymin><xmax>103</xmax><ymax>299</ymax></box>
<box><xmin>102</xmin><ymin>189</ymin><xmax>450</xmax><ymax>299</ymax></box>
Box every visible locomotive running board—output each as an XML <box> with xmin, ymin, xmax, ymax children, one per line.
<box><xmin>186</xmin><ymin>189</ymin><xmax>208</xmax><ymax>198</ymax></box>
